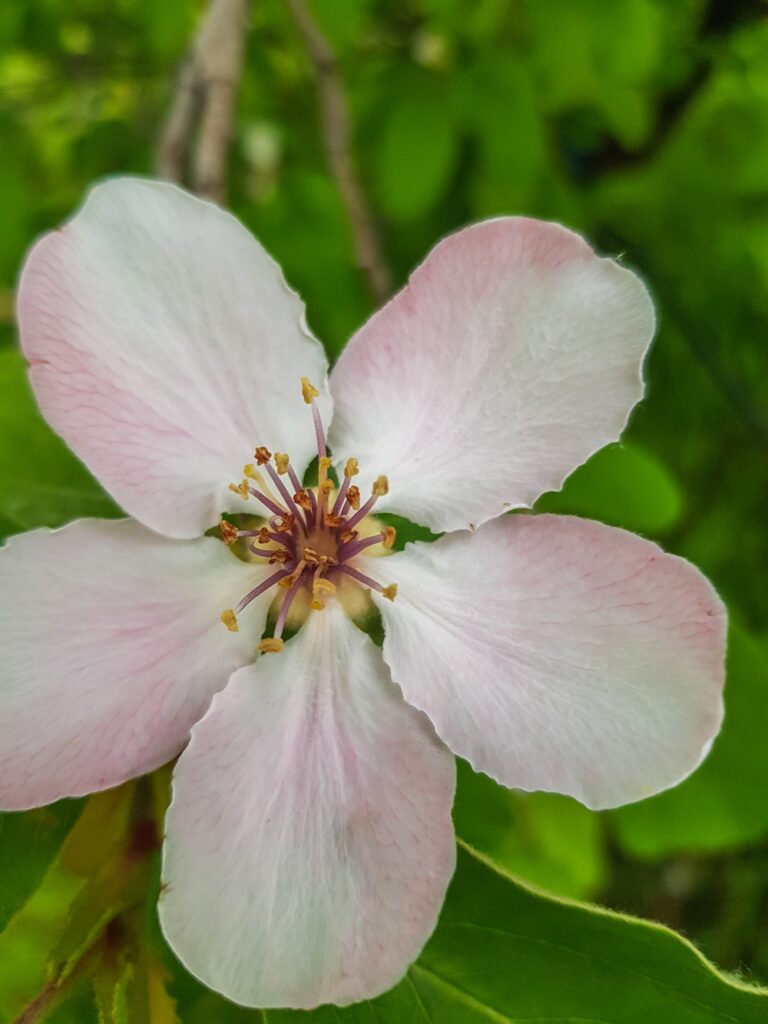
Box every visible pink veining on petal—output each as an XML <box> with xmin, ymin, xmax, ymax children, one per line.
<box><xmin>329</xmin><ymin>216</ymin><xmax>655</xmax><ymax>533</ymax></box>
<box><xmin>374</xmin><ymin>514</ymin><xmax>726</xmax><ymax>811</ymax></box>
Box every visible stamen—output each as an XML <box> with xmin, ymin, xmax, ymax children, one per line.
<box><xmin>258</xmin><ymin>637</ymin><xmax>285</xmax><ymax>654</ymax></box>
<box><xmin>228</xmin><ymin>480</ymin><xmax>250</xmax><ymax>500</ymax></box>
<box><xmin>254</xmin><ymin>446</ymin><xmax>272</xmax><ymax>465</ymax></box>
<box><xmin>274</xmin><ymin>452</ymin><xmax>290</xmax><ymax>475</ymax></box>
<box><xmin>302</xmin><ymin>546</ymin><xmax>321</xmax><ymax>566</ymax></box>
<box><xmin>264</xmin><ymin>460</ymin><xmax>304</xmax><ymax>521</ymax></box>
<box><xmin>336</xmin><ymin>564</ymin><xmax>398</xmax><ymax>600</ymax></box>
<box><xmin>248</xmin><ymin>547</ymin><xmax>292</xmax><ymax>565</ymax></box>
<box><xmin>372</xmin><ymin>475</ymin><xmax>389</xmax><ymax>496</ymax></box>
<box><xmin>345</xmin><ymin>485</ymin><xmax>361</xmax><ymax>512</ymax></box>
<box><xmin>219</xmin><ymin>520</ymin><xmax>239</xmax><ymax>545</ymax></box>
<box><xmin>344</xmin><ymin>457</ymin><xmax>359</xmax><ymax>478</ymax></box>
<box><xmin>293</xmin><ymin>490</ymin><xmax>313</xmax><ymax>511</ymax></box>
<box><xmin>301</xmin><ymin>376</ymin><xmax>320</xmax><ymax>404</ymax></box>
<box><xmin>221</xmin><ymin>609</ymin><xmax>239</xmax><ymax>632</ymax></box>
<box><xmin>273</xmin><ymin>572</ymin><xmax>306</xmax><ymax>639</ymax></box>
<box><xmin>338</xmin><ymin>532</ymin><xmax>389</xmax><ymax>559</ymax></box>
<box><xmin>382</xmin><ymin>526</ymin><xmax>396</xmax><ymax>548</ymax></box>
<box><xmin>312</xmin><ymin>405</ymin><xmax>327</xmax><ymax>464</ymax></box>
<box><xmin>311</xmin><ymin>577</ymin><xmax>336</xmax><ymax>611</ymax></box>
<box><xmin>244</xmin><ymin>465</ymin><xmax>285</xmax><ymax>512</ymax></box>
<box><xmin>248</xmin><ymin>485</ymin><xmax>289</xmax><ymax>519</ymax></box>
<box><xmin>235</xmin><ymin>568</ymin><xmax>292</xmax><ymax>614</ymax></box>
<box><xmin>331</xmin><ymin>477</ymin><xmax>351</xmax><ymax>516</ymax></box>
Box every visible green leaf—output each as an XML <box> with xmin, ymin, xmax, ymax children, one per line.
<box><xmin>535</xmin><ymin>441</ymin><xmax>684</xmax><ymax>534</ymax></box>
<box><xmin>375</xmin><ymin>87</ymin><xmax>459</xmax><ymax>222</ymax></box>
<box><xmin>611</xmin><ymin>624</ymin><xmax>768</xmax><ymax>858</ymax></box>
<box><xmin>170</xmin><ymin>845</ymin><xmax>767</xmax><ymax>1022</ymax></box>
<box><xmin>256</xmin><ymin>844</ymin><xmax>768</xmax><ymax>1022</ymax></box>
<box><xmin>0</xmin><ymin>800</ymin><xmax>82</xmax><ymax>933</ymax></box>
<box><xmin>0</xmin><ymin>348</ymin><xmax>120</xmax><ymax>534</ymax></box>
<box><xmin>453</xmin><ymin>760</ymin><xmax>605</xmax><ymax>899</ymax></box>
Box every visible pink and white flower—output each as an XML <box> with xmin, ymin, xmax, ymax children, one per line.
<box><xmin>1</xmin><ymin>179</ymin><xmax>726</xmax><ymax>1008</ymax></box>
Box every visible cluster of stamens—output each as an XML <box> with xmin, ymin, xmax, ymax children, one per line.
<box><xmin>220</xmin><ymin>377</ymin><xmax>397</xmax><ymax>653</ymax></box>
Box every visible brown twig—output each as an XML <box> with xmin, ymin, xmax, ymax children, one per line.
<box><xmin>158</xmin><ymin>0</ymin><xmax>249</xmax><ymax>203</ymax></box>
<box><xmin>284</xmin><ymin>0</ymin><xmax>392</xmax><ymax>304</ymax></box>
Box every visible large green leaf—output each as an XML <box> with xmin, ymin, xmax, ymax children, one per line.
<box><xmin>611</xmin><ymin>624</ymin><xmax>768</xmax><ymax>857</ymax></box>
<box><xmin>171</xmin><ymin>844</ymin><xmax>767</xmax><ymax>1022</ymax></box>
<box><xmin>0</xmin><ymin>348</ymin><xmax>119</xmax><ymax>534</ymax></box>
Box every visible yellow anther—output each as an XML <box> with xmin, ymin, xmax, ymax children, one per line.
<box><xmin>303</xmin><ymin>546</ymin><xmax>321</xmax><ymax>566</ymax></box>
<box><xmin>243</xmin><ymin>463</ymin><xmax>258</xmax><ymax>479</ymax></box>
<box><xmin>221</xmin><ymin>609</ymin><xmax>239</xmax><ymax>632</ymax></box>
<box><xmin>254</xmin><ymin>446</ymin><xmax>272</xmax><ymax>465</ymax></box>
<box><xmin>344</xmin><ymin>457</ymin><xmax>359</xmax><ymax>478</ymax></box>
<box><xmin>311</xmin><ymin>580</ymin><xmax>336</xmax><ymax>611</ymax></box>
<box><xmin>269</xmin><ymin>550</ymin><xmax>291</xmax><ymax>565</ymax></box>
<box><xmin>277</xmin><ymin>576</ymin><xmax>293</xmax><ymax>589</ymax></box>
<box><xmin>320</xmin><ymin>480</ymin><xmax>333</xmax><ymax>496</ymax></box>
<box><xmin>258</xmin><ymin>637</ymin><xmax>285</xmax><ymax>654</ymax></box>
<box><xmin>274</xmin><ymin>452</ymin><xmax>290</xmax><ymax>475</ymax></box>
<box><xmin>229</xmin><ymin>480</ymin><xmax>250</xmax><ymax>499</ymax></box>
<box><xmin>319</xmin><ymin>456</ymin><xmax>332</xmax><ymax>472</ymax></box>
<box><xmin>219</xmin><ymin>520</ymin><xmax>239</xmax><ymax>545</ymax></box>
<box><xmin>382</xmin><ymin>584</ymin><xmax>398</xmax><ymax>602</ymax></box>
<box><xmin>372</xmin><ymin>475</ymin><xmax>389</xmax><ymax>497</ymax></box>
<box><xmin>382</xmin><ymin>526</ymin><xmax>396</xmax><ymax>549</ymax></box>
<box><xmin>301</xmin><ymin>376</ymin><xmax>320</xmax><ymax>404</ymax></box>
<box><xmin>347</xmin><ymin>485</ymin><xmax>361</xmax><ymax>510</ymax></box>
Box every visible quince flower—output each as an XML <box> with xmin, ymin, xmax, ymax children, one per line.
<box><xmin>0</xmin><ymin>180</ymin><xmax>725</xmax><ymax>1009</ymax></box>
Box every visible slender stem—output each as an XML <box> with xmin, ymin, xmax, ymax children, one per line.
<box><xmin>273</xmin><ymin>571</ymin><xmax>306</xmax><ymax>638</ymax></box>
<box><xmin>337</xmin><ymin>533</ymin><xmax>382</xmax><ymax>560</ymax></box>
<box><xmin>236</xmin><ymin>569</ymin><xmax>290</xmax><ymax>612</ymax></box>
<box><xmin>334</xmin><ymin>563</ymin><xmax>387</xmax><ymax>594</ymax></box>
<box><xmin>157</xmin><ymin>0</ymin><xmax>249</xmax><ymax>203</ymax></box>
<box><xmin>284</xmin><ymin>0</ymin><xmax>392</xmax><ymax>303</ymax></box>
<box><xmin>248</xmin><ymin>486</ymin><xmax>287</xmax><ymax>519</ymax></box>
<box><xmin>344</xmin><ymin>493</ymin><xmax>377</xmax><ymax>532</ymax></box>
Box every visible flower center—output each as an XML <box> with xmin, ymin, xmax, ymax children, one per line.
<box><xmin>219</xmin><ymin>377</ymin><xmax>397</xmax><ymax>653</ymax></box>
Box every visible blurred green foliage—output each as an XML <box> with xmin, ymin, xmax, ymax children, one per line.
<box><xmin>1</xmin><ymin>0</ymin><xmax>768</xmax><ymax>1019</ymax></box>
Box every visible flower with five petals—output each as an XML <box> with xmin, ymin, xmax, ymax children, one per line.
<box><xmin>0</xmin><ymin>179</ymin><xmax>726</xmax><ymax>1009</ymax></box>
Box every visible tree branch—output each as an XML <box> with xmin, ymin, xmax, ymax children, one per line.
<box><xmin>284</xmin><ymin>0</ymin><xmax>392</xmax><ymax>304</ymax></box>
<box><xmin>158</xmin><ymin>0</ymin><xmax>249</xmax><ymax>203</ymax></box>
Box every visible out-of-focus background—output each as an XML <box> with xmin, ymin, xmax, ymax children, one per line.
<box><xmin>1</xmin><ymin>1</ymin><xmax>767</xmax><ymax>1021</ymax></box>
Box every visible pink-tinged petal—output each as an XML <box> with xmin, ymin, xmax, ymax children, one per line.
<box><xmin>373</xmin><ymin>515</ymin><xmax>725</xmax><ymax>811</ymax></box>
<box><xmin>17</xmin><ymin>178</ymin><xmax>330</xmax><ymax>539</ymax></box>
<box><xmin>0</xmin><ymin>519</ymin><xmax>268</xmax><ymax>810</ymax></box>
<box><xmin>159</xmin><ymin>602</ymin><xmax>456</xmax><ymax>1009</ymax></box>
<box><xmin>329</xmin><ymin>218</ymin><xmax>654</xmax><ymax>533</ymax></box>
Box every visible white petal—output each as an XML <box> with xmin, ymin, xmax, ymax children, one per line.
<box><xmin>374</xmin><ymin>515</ymin><xmax>726</xmax><ymax>810</ymax></box>
<box><xmin>159</xmin><ymin>603</ymin><xmax>456</xmax><ymax>1008</ymax></box>
<box><xmin>17</xmin><ymin>178</ymin><xmax>330</xmax><ymax>538</ymax></box>
<box><xmin>329</xmin><ymin>218</ymin><xmax>654</xmax><ymax>532</ymax></box>
<box><xmin>0</xmin><ymin>519</ymin><xmax>266</xmax><ymax>809</ymax></box>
